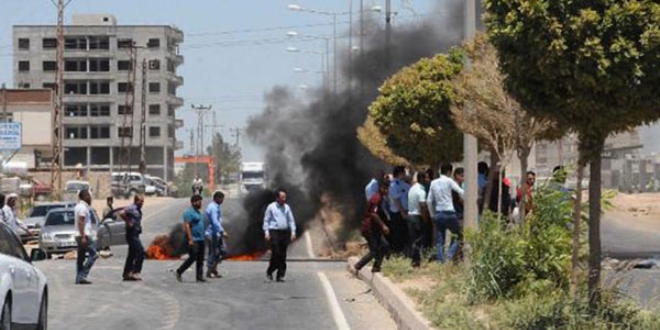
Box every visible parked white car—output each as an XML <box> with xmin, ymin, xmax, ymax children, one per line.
<box><xmin>0</xmin><ymin>222</ymin><xmax>48</xmax><ymax>330</ymax></box>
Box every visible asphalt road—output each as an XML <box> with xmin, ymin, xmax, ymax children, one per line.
<box><xmin>34</xmin><ymin>198</ymin><xmax>397</xmax><ymax>330</ymax></box>
<box><xmin>601</xmin><ymin>215</ymin><xmax>660</xmax><ymax>259</ymax></box>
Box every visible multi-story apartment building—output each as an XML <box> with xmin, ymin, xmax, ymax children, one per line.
<box><xmin>12</xmin><ymin>14</ymin><xmax>184</xmax><ymax>180</ymax></box>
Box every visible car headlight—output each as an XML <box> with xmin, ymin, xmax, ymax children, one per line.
<box><xmin>41</xmin><ymin>232</ymin><xmax>54</xmax><ymax>241</ymax></box>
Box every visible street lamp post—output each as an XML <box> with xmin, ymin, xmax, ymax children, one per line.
<box><xmin>287</xmin><ymin>31</ymin><xmax>331</xmax><ymax>92</ymax></box>
<box><xmin>288</xmin><ymin>3</ymin><xmax>381</xmax><ymax>94</ymax></box>
<box><xmin>287</xmin><ymin>46</ymin><xmax>329</xmax><ymax>93</ymax></box>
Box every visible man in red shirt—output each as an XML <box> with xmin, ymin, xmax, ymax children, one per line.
<box><xmin>354</xmin><ymin>179</ymin><xmax>391</xmax><ymax>273</ymax></box>
<box><xmin>516</xmin><ymin>171</ymin><xmax>536</xmax><ymax>216</ymax></box>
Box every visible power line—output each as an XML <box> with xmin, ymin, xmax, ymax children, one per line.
<box><xmin>186</xmin><ymin>21</ymin><xmax>350</xmax><ymax>37</ymax></box>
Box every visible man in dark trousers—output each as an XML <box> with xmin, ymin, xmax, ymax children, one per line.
<box><xmin>176</xmin><ymin>195</ymin><xmax>207</xmax><ymax>283</ymax></box>
<box><xmin>354</xmin><ymin>179</ymin><xmax>390</xmax><ymax>273</ymax></box>
<box><xmin>263</xmin><ymin>189</ymin><xmax>297</xmax><ymax>282</ymax></box>
<box><xmin>120</xmin><ymin>195</ymin><xmax>145</xmax><ymax>281</ymax></box>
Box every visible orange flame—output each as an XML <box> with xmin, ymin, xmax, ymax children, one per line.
<box><xmin>227</xmin><ymin>251</ymin><xmax>265</xmax><ymax>261</ymax></box>
<box><xmin>145</xmin><ymin>235</ymin><xmax>179</xmax><ymax>260</ymax></box>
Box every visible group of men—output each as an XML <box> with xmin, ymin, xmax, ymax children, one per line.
<box><xmin>356</xmin><ymin>162</ymin><xmax>548</xmax><ymax>272</ymax></box>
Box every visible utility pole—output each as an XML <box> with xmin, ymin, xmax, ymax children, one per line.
<box><xmin>119</xmin><ymin>44</ymin><xmax>137</xmax><ymax>175</ymax></box>
<box><xmin>385</xmin><ymin>0</ymin><xmax>392</xmax><ymax>71</ymax></box>
<box><xmin>50</xmin><ymin>0</ymin><xmax>72</xmax><ymax>198</ymax></box>
<box><xmin>348</xmin><ymin>0</ymin><xmax>353</xmax><ymax>93</ymax></box>
<box><xmin>1</xmin><ymin>84</ymin><xmax>7</xmax><ymax>171</ymax></box>
<box><xmin>191</xmin><ymin>104</ymin><xmax>211</xmax><ymax>178</ymax></box>
<box><xmin>359</xmin><ymin>0</ymin><xmax>364</xmax><ymax>96</ymax></box>
<box><xmin>463</xmin><ymin>0</ymin><xmax>479</xmax><ymax>248</ymax></box>
<box><xmin>138</xmin><ymin>58</ymin><xmax>147</xmax><ymax>176</ymax></box>
<box><xmin>230</xmin><ymin>127</ymin><xmax>241</xmax><ymax>147</ymax></box>
<box><xmin>188</xmin><ymin>128</ymin><xmax>194</xmax><ymax>155</ymax></box>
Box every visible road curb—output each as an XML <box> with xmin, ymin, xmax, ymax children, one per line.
<box><xmin>347</xmin><ymin>256</ymin><xmax>432</xmax><ymax>330</ymax></box>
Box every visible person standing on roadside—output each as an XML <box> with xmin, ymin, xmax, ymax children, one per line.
<box><xmin>120</xmin><ymin>195</ymin><xmax>145</xmax><ymax>281</ymax></box>
<box><xmin>74</xmin><ymin>190</ymin><xmax>98</xmax><ymax>285</ymax></box>
<box><xmin>388</xmin><ymin>166</ymin><xmax>410</xmax><ymax>255</ymax></box>
<box><xmin>263</xmin><ymin>189</ymin><xmax>297</xmax><ymax>282</ymax></box>
<box><xmin>407</xmin><ymin>172</ymin><xmax>430</xmax><ymax>267</ymax></box>
<box><xmin>176</xmin><ymin>195</ymin><xmax>207</xmax><ymax>283</ymax></box>
<box><xmin>102</xmin><ymin>196</ymin><xmax>114</xmax><ymax>219</ymax></box>
<box><xmin>354</xmin><ymin>179</ymin><xmax>391</xmax><ymax>273</ymax></box>
<box><xmin>205</xmin><ymin>191</ymin><xmax>228</xmax><ymax>279</ymax></box>
<box><xmin>1</xmin><ymin>193</ymin><xmax>30</xmax><ymax>237</ymax></box>
<box><xmin>452</xmin><ymin>168</ymin><xmax>465</xmax><ymax>261</ymax></box>
<box><xmin>427</xmin><ymin>164</ymin><xmax>464</xmax><ymax>263</ymax></box>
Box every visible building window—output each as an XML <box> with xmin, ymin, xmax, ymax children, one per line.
<box><xmin>167</xmin><ymin>59</ymin><xmax>175</xmax><ymax>73</ymax></box>
<box><xmin>43</xmin><ymin>61</ymin><xmax>57</xmax><ymax>72</ymax></box>
<box><xmin>90</xmin><ymin>125</ymin><xmax>110</xmax><ymax>139</ymax></box>
<box><xmin>18</xmin><ymin>38</ymin><xmax>29</xmax><ymax>50</ymax></box>
<box><xmin>147</xmin><ymin>38</ymin><xmax>160</xmax><ymax>48</ymax></box>
<box><xmin>149</xmin><ymin>104</ymin><xmax>161</xmax><ymax>116</ymax></box>
<box><xmin>43</xmin><ymin>38</ymin><xmax>57</xmax><ymax>49</ymax></box>
<box><xmin>117</xmin><ymin>39</ymin><xmax>134</xmax><ymax>49</ymax></box>
<box><xmin>168</xmin><ymin>125</ymin><xmax>174</xmax><ymax>138</ymax></box>
<box><xmin>149</xmin><ymin>126</ymin><xmax>161</xmax><ymax>138</ymax></box>
<box><xmin>168</xmin><ymin>107</ymin><xmax>175</xmax><ymax>117</ymax></box>
<box><xmin>89</xmin><ymin>58</ymin><xmax>110</xmax><ymax>72</ymax></box>
<box><xmin>18</xmin><ymin>61</ymin><xmax>30</xmax><ymax>72</ymax></box>
<box><xmin>65</xmin><ymin>104</ymin><xmax>87</xmax><ymax>117</ymax></box>
<box><xmin>89</xmin><ymin>81</ymin><xmax>110</xmax><ymax>95</ymax></box>
<box><xmin>19</xmin><ymin>83</ymin><xmax>30</xmax><ymax>89</ymax></box>
<box><xmin>89</xmin><ymin>104</ymin><xmax>110</xmax><ymax>117</ymax></box>
<box><xmin>149</xmin><ymin>82</ymin><xmax>160</xmax><ymax>93</ymax></box>
<box><xmin>65</xmin><ymin>37</ymin><xmax>87</xmax><ymax>50</ymax></box>
<box><xmin>167</xmin><ymin>82</ymin><xmax>177</xmax><ymax>95</ymax></box>
<box><xmin>88</xmin><ymin>36</ymin><xmax>110</xmax><ymax>50</ymax></box>
<box><xmin>148</xmin><ymin>59</ymin><xmax>160</xmax><ymax>71</ymax></box>
<box><xmin>64</xmin><ymin>81</ymin><xmax>87</xmax><ymax>95</ymax></box>
<box><xmin>43</xmin><ymin>83</ymin><xmax>57</xmax><ymax>91</ymax></box>
<box><xmin>117</xmin><ymin>60</ymin><xmax>132</xmax><ymax>71</ymax></box>
<box><xmin>118</xmin><ymin>105</ymin><xmax>133</xmax><ymax>115</ymax></box>
<box><xmin>118</xmin><ymin>127</ymin><xmax>132</xmax><ymax>138</ymax></box>
<box><xmin>65</xmin><ymin>59</ymin><xmax>87</xmax><ymax>72</ymax></box>
<box><xmin>65</xmin><ymin>126</ymin><xmax>87</xmax><ymax>139</ymax></box>
<box><xmin>117</xmin><ymin>82</ymin><xmax>133</xmax><ymax>93</ymax></box>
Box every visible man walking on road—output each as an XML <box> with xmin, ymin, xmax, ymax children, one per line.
<box><xmin>176</xmin><ymin>195</ymin><xmax>207</xmax><ymax>283</ymax></box>
<box><xmin>120</xmin><ymin>195</ymin><xmax>145</xmax><ymax>281</ymax></box>
<box><xmin>205</xmin><ymin>191</ymin><xmax>228</xmax><ymax>279</ymax></box>
<box><xmin>427</xmin><ymin>164</ymin><xmax>464</xmax><ymax>263</ymax></box>
<box><xmin>263</xmin><ymin>189</ymin><xmax>297</xmax><ymax>282</ymax></box>
<box><xmin>355</xmin><ymin>179</ymin><xmax>390</xmax><ymax>273</ymax></box>
<box><xmin>75</xmin><ymin>190</ymin><xmax>98</xmax><ymax>285</ymax></box>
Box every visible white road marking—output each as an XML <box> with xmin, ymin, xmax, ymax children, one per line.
<box><xmin>317</xmin><ymin>272</ymin><xmax>351</xmax><ymax>330</ymax></box>
<box><xmin>305</xmin><ymin>231</ymin><xmax>315</xmax><ymax>258</ymax></box>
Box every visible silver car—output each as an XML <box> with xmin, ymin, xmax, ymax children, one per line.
<box><xmin>39</xmin><ymin>208</ymin><xmax>100</xmax><ymax>254</ymax></box>
<box><xmin>96</xmin><ymin>207</ymin><xmax>129</xmax><ymax>250</ymax></box>
<box><xmin>20</xmin><ymin>202</ymin><xmax>76</xmax><ymax>243</ymax></box>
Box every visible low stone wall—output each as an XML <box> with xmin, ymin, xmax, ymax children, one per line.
<box><xmin>31</xmin><ymin>170</ymin><xmax>113</xmax><ymax>200</ymax></box>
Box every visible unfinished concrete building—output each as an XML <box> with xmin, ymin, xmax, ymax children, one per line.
<box><xmin>12</xmin><ymin>14</ymin><xmax>184</xmax><ymax>180</ymax></box>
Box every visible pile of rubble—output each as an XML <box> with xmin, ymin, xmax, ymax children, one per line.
<box><xmin>602</xmin><ymin>257</ymin><xmax>660</xmax><ymax>271</ymax></box>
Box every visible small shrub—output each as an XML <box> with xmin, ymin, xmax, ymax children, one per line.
<box><xmin>382</xmin><ymin>256</ymin><xmax>415</xmax><ymax>282</ymax></box>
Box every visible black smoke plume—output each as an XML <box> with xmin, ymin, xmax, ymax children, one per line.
<box><xmin>233</xmin><ymin>0</ymin><xmax>466</xmax><ymax>254</ymax></box>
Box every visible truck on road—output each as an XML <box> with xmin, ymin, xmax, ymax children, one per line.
<box><xmin>240</xmin><ymin>162</ymin><xmax>267</xmax><ymax>194</ymax></box>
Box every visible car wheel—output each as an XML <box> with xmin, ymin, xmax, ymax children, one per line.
<box><xmin>0</xmin><ymin>297</ymin><xmax>10</xmax><ymax>330</ymax></box>
<box><xmin>36</xmin><ymin>291</ymin><xmax>47</xmax><ymax>330</ymax></box>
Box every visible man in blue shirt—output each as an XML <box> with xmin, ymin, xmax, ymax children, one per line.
<box><xmin>263</xmin><ymin>189</ymin><xmax>297</xmax><ymax>282</ymax></box>
<box><xmin>120</xmin><ymin>195</ymin><xmax>145</xmax><ymax>281</ymax></box>
<box><xmin>176</xmin><ymin>195</ymin><xmax>207</xmax><ymax>283</ymax></box>
<box><xmin>388</xmin><ymin>166</ymin><xmax>410</xmax><ymax>255</ymax></box>
<box><xmin>205</xmin><ymin>191</ymin><xmax>227</xmax><ymax>279</ymax></box>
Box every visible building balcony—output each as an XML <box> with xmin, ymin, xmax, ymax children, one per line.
<box><xmin>175</xmin><ymin>140</ymin><xmax>184</xmax><ymax>150</ymax></box>
<box><xmin>169</xmin><ymin>26</ymin><xmax>184</xmax><ymax>43</ymax></box>
<box><xmin>169</xmin><ymin>75</ymin><xmax>184</xmax><ymax>86</ymax></box>
<box><xmin>175</xmin><ymin>119</ymin><xmax>184</xmax><ymax>129</ymax></box>
<box><xmin>166</xmin><ymin>95</ymin><xmax>184</xmax><ymax>108</ymax></box>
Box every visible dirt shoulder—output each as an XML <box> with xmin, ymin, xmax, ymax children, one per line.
<box><xmin>605</xmin><ymin>192</ymin><xmax>660</xmax><ymax>233</ymax></box>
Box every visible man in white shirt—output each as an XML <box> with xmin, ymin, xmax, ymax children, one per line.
<box><xmin>1</xmin><ymin>193</ymin><xmax>30</xmax><ymax>237</ymax></box>
<box><xmin>427</xmin><ymin>164</ymin><xmax>464</xmax><ymax>263</ymax></box>
<box><xmin>74</xmin><ymin>189</ymin><xmax>98</xmax><ymax>285</ymax></box>
<box><xmin>407</xmin><ymin>172</ymin><xmax>430</xmax><ymax>267</ymax></box>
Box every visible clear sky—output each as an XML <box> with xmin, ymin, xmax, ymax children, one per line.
<box><xmin>0</xmin><ymin>0</ymin><xmax>438</xmax><ymax>161</ymax></box>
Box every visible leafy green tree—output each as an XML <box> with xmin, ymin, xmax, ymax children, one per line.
<box><xmin>206</xmin><ymin>132</ymin><xmax>242</xmax><ymax>184</ymax></box>
<box><xmin>369</xmin><ymin>50</ymin><xmax>465</xmax><ymax>168</ymax></box>
<box><xmin>484</xmin><ymin>0</ymin><xmax>660</xmax><ymax>304</ymax></box>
